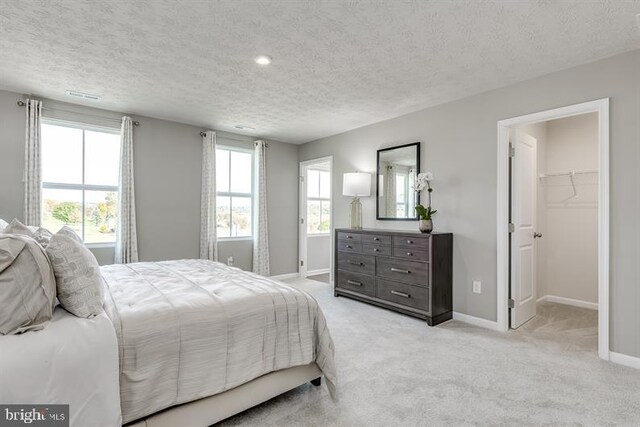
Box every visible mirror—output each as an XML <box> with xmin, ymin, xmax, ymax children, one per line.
<box><xmin>376</xmin><ymin>142</ymin><xmax>420</xmax><ymax>220</ymax></box>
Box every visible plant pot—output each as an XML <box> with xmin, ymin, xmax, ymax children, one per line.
<box><xmin>419</xmin><ymin>219</ymin><xmax>433</xmax><ymax>234</ymax></box>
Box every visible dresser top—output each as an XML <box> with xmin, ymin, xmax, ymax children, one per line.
<box><xmin>335</xmin><ymin>228</ymin><xmax>452</xmax><ymax>236</ymax></box>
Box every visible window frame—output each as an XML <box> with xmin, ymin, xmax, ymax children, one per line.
<box><xmin>41</xmin><ymin>118</ymin><xmax>121</xmax><ymax>248</ymax></box>
<box><xmin>215</xmin><ymin>145</ymin><xmax>254</xmax><ymax>241</ymax></box>
<box><xmin>395</xmin><ymin>171</ymin><xmax>411</xmax><ymax>217</ymax></box>
<box><xmin>306</xmin><ymin>168</ymin><xmax>331</xmax><ymax>236</ymax></box>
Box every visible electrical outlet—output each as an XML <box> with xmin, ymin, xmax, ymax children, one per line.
<box><xmin>472</xmin><ymin>280</ymin><xmax>482</xmax><ymax>294</ymax></box>
<box><xmin>227</xmin><ymin>256</ymin><xmax>234</xmax><ymax>266</ymax></box>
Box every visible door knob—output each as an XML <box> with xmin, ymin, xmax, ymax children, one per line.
<box><xmin>533</xmin><ymin>232</ymin><xmax>543</xmax><ymax>238</ymax></box>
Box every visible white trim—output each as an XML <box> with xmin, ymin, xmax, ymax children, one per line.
<box><xmin>610</xmin><ymin>352</ymin><xmax>640</xmax><ymax>370</ymax></box>
<box><xmin>536</xmin><ymin>295</ymin><xmax>598</xmax><ymax>311</ymax></box>
<box><xmin>452</xmin><ymin>312</ymin><xmax>502</xmax><ymax>332</ymax></box>
<box><xmin>299</xmin><ymin>156</ymin><xmax>334</xmax><ymax>280</ymax></box>
<box><xmin>497</xmin><ymin>98</ymin><xmax>610</xmax><ymax>360</ymax></box>
<box><xmin>306</xmin><ymin>268</ymin><xmax>330</xmax><ymax>277</ymax></box>
<box><xmin>270</xmin><ymin>272</ymin><xmax>300</xmax><ymax>281</ymax></box>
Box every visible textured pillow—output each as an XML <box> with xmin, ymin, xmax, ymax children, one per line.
<box><xmin>46</xmin><ymin>226</ymin><xmax>103</xmax><ymax>318</ymax></box>
<box><xmin>2</xmin><ymin>219</ymin><xmax>53</xmax><ymax>248</ymax></box>
<box><xmin>0</xmin><ymin>234</ymin><xmax>57</xmax><ymax>334</ymax></box>
<box><xmin>0</xmin><ymin>218</ymin><xmax>7</xmax><ymax>232</ymax></box>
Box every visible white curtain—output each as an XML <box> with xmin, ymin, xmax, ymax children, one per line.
<box><xmin>252</xmin><ymin>140</ymin><xmax>270</xmax><ymax>276</ymax></box>
<box><xmin>385</xmin><ymin>164</ymin><xmax>396</xmax><ymax>217</ymax></box>
<box><xmin>23</xmin><ymin>99</ymin><xmax>42</xmax><ymax>226</ymax></box>
<box><xmin>408</xmin><ymin>168</ymin><xmax>416</xmax><ymax>210</ymax></box>
<box><xmin>200</xmin><ymin>130</ymin><xmax>217</xmax><ymax>261</ymax></box>
<box><xmin>115</xmin><ymin>116</ymin><xmax>139</xmax><ymax>264</ymax></box>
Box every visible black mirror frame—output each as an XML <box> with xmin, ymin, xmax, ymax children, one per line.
<box><xmin>376</xmin><ymin>142</ymin><xmax>421</xmax><ymax>221</ymax></box>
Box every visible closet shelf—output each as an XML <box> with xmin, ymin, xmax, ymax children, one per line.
<box><xmin>538</xmin><ymin>169</ymin><xmax>598</xmax><ymax>179</ymax></box>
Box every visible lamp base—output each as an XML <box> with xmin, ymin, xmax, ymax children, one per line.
<box><xmin>349</xmin><ymin>197</ymin><xmax>363</xmax><ymax>229</ymax></box>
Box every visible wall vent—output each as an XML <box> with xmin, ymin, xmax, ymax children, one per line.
<box><xmin>65</xmin><ymin>90</ymin><xmax>101</xmax><ymax>101</ymax></box>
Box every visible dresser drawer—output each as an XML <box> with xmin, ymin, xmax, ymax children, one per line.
<box><xmin>361</xmin><ymin>234</ymin><xmax>391</xmax><ymax>246</ymax></box>
<box><xmin>376</xmin><ymin>278</ymin><xmax>429</xmax><ymax>312</ymax></box>
<box><xmin>392</xmin><ymin>246</ymin><xmax>429</xmax><ymax>262</ymax></box>
<box><xmin>393</xmin><ymin>236</ymin><xmax>430</xmax><ymax>250</ymax></box>
<box><xmin>362</xmin><ymin>244</ymin><xmax>391</xmax><ymax>256</ymax></box>
<box><xmin>336</xmin><ymin>270</ymin><xmax>375</xmax><ymax>296</ymax></box>
<box><xmin>337</xmin><ymin>232</ymin><xmax>362</xmax><ymax>242</ymax></box>
<box><xmin>337</xmin><ymin>253</ymin><xmax>375</xmax><ymax>275</ymax></box>
<box><xmin>337</xmin><ymin>240</ymin><xmax>362</xmax><ymax>253</ymax></box>
<box><xmin>376</xmin><ymin>257</ymin><xmax>429</xmax><ymax>287</ymax></box>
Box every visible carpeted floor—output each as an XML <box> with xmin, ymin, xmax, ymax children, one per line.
<box><xmin>218</xmin><ymin>278</ymin><xmax>640</xmax><ymax>426</ymax></box>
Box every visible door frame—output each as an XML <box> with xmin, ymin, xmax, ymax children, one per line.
<box><xmin>299</xmin><ymin>156</ymin><xmax>334</xmax><ymax>279</ymax></box>
<box><xmin>496</xmin><ymin>98</ymin><xmax>609</xmax><ymax>360</ymax></box>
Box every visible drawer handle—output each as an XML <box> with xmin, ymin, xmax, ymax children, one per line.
<box><xmin>347</xmin><ymin>280</ymin><xmax>363</xmax><ymax>286</ymax></box>
<box><xmin>407</xmin><ymin>252</ymin><xmax>413</xmax><ymax>256</ymax></box>
<box><xmin>346</xmin><ymin>235</ymin><xmax>353</xmax><ymax>239</ymax></box>
<box><xmin>391</xmin><ymin>268</ymin><xmax>410</xmax><ymax>274</ymax></box>
<box><xmin>349</xmin><ymin>261</ymin><xmax>364</xmax><ymax>266</ymax></box>
<box><xmin>346</xmin><ymin>245</ymin><xmax>352</xmax><ymax>249</ymax></box>
<box><xmin>407</xmin><ymin>240</ymin><xmax>413</xmax><ymax>244</ymax></box>
<box><xmin>391</xmin><ymin>290</ymin><xmax>411</xmax><ymax>298</ymax></box>
<box><xmin>373</xmin><ymin>248</ymin><xmax>379</xmax><ymax>252</ymax></box>
<box><xmin>373</xmin><ymin>237</ymin><xmax>380</xmax><ymax>241</ymax></box>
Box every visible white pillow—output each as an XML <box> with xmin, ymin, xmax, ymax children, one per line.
<box><xmin>2</xmin><ymin>219</ymin><xmax>53</xmax><ymax>248</ymax></box>
<box><xmin>0</xmin><ymin>234</ymin><xmax>57</xmax><ymax>334</ymax></box>
<box><xmin>46</xmin><ymin>226</ymin><xmax>103</xmax><ymax>318</ymax></box>
<box><xmin>0</xmin><ymin>218</ymin><xmax>8</xmax><ymax>232</ymax></box>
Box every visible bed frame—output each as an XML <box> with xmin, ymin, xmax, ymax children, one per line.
<box><xmin>126</xmin><ymin>363</ymin><xmax>322</xmax><ymax>427</ymax></box>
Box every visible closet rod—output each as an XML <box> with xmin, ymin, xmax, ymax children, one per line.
<box><xmin>16</xmin><ymin>100</ymin><xmax>140</xmax><ymax>126</ymax></box>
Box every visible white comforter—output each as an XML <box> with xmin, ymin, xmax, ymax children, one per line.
<box><xmin>101</xmin><ymin>260</ymin><xmax>336</xmax><ymax>424</ymax></box>
<box><xmin>0</xmin><ymin>307</ymin><xmax>122</xmax><ymax>427</ymax></box>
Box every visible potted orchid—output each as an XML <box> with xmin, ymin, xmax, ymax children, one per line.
<box><xmin>413</xmin><ymin>172</ymin><xmax>436</xmax><ymax>233</ymax></box>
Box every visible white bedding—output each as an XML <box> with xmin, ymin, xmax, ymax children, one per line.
<box><xmin>0</xmin><ymin>307</ymin><xmax>122</xmax><ymax>427</ymax></box>
<box><xmin>101</xmin><ymin>260</ymin><xmax>336</xmax><ymax>424</ymax></box>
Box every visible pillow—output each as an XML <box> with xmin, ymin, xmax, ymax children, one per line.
<box><xmin>46</xmin><ymin>226</ymin><xmax>103</xmax><ymax>318</ymax></box>
<box><xmin>2</xmin><ymin>219</ymin><xmax>53</xmax><ymax>248</ymax></box>
<box><xmin>0</xmin><ymin>234</ymin><xmax>57</xmax><ymax>334</ymax></box>
<box><xmin>0</xmin><ymin>218</ymin><xmax>7</xmax><ymax>232</ymax></box>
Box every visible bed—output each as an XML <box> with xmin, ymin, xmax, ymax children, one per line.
<box><xmin>1</xmin><ymin>259</ymin><xmax>336</xmax><ymax>426</ymax></box>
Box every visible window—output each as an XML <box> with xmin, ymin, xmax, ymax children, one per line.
<box><xmin>41</xmin><ymin>121</ymin><xmax>121</xmax><ymax>244</ymax></box>
<box><xmin>307</xmin><ymin>169</ymin><xmax>331</xmax><ymax>234</ymax></box>
<box><xmin>216</xmin><ymin>147</ymin><xmax>253</xmax><ymax>238</ymax></box>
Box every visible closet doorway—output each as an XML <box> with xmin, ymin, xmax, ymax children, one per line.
<box><xmin>497</xmin><ymin>99</ymin><xmax>609</xmax><ymax>360</ymax></box>
<box><xmin>299</xmin><ymin>157</ymin><xmax>333</xmax><ymax>284</ymax></box>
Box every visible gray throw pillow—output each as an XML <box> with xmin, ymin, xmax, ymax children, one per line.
<box><xmin>0</xmin><ymin>218</ymin><xmax>8</xmax><ymax>232</ymax></box>
<box><xmin>2</xmin><ymin>219</ymin><xmax>53</xmax><ymax>248</ymax></box>
<box><xmin>46</xmin><ymin>226</ymin><xmax>103</xmax><ymax>318</ymax></box>
<box><xmin>0</xmin><ymin>234</ymin><xmax>56</xmax><ymax>334</ymax></box>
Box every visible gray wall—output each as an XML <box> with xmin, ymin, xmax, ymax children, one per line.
<box><xmin>0</xmin><ymin>89</ymin><xmax>298</xmax><ymax>275</ymax></box>
<box><xmin>299</xmin><ymin>49</ymin><xmax>640</xmax><ymax>358</ymax></box>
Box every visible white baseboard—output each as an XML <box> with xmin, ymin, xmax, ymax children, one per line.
<box><xmin>270</xmin><ymin>272</ymin><xmax>300</xmax><ymax>281</ymax></box>
<box><xmin>536</xmin><ymin>294</ymin><xmax>598</xmax><ymax>310</ymax></box>
<box><xmin>452</xmin><ymin>312</ymin><xmax>503</xmax><ymax>332</ymax></box>
<box><xmin>610</xmin><ymin>351</ymin><xmax>640</xmax><ymax>370</ymax></box>
<box><xmin>306</xmin><ymin>268</ymin><xmax>330</xmax><ymax>276</ymax></box>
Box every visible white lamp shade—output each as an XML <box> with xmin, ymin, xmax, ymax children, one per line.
<box><xmin>343</xmin><ymin>172</ymin><xmax>371</xmax><ymax>197</ymax></box>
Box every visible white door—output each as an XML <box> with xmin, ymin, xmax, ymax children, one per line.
<box><xmin>299</xmin><ymin>158</ymin><xmax>333</xmax><ymax>279</ymax></box>
<box><xmin>510</xmin><ymin>130</ymin><xmax>538</xmax><ymax>328</ymax></box>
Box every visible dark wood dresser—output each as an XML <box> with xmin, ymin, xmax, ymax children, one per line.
<box><xmin>334</xmin><ymin>228</ymin><xmax>453</xmax><ymax>326</ymax></box>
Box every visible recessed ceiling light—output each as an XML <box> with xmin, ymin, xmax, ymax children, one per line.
<box><xmin>254</xmin><ymin>55</ymin><xmax>272</xmax><ymax>66</ymax></box>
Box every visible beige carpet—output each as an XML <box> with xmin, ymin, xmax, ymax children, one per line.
<box><xmin>218</xmin><ymin>278</ymin><xmax>640</xmax><ymax>426</ymax></box>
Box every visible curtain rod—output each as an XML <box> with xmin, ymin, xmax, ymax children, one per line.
<box><xmin>17</xmin><ymin>100</ymin><xmax>140</xmax><ymax>126</ymax></box>
<box><xmin>200</xmin><ymin>131</ymin><xmax>268</xmax><ymax>147</ymax></box>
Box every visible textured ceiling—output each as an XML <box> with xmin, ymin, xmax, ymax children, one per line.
<box><xmin>0</xmin><ymin>1</ymin><xmax>639</xmax><ymax>144</ymax></box>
